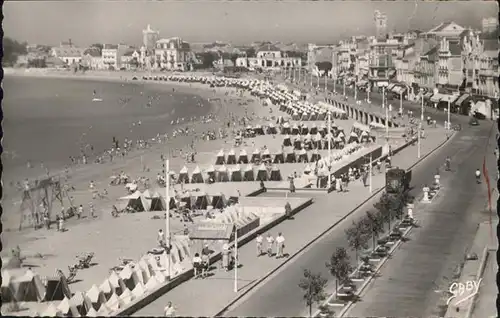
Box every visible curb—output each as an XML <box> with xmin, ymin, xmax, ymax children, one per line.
<box><xmin>115</xmin><ymin>198</ymin><xmax>313</xmax><ymax>316</ymax></box>
<box><xmin>214</xmin><ymin>132</ymin><xmax>454</xmax><ymax>317</ymax></box>
<box><xmin>463</xmin><ymin>247</ymin><xmax>490</xmax><ymax>318</ymax></box>
<box><xmin>335</xmin><ymin>223</ymin><xmax>415</xmax><ymax>317</ymax></box>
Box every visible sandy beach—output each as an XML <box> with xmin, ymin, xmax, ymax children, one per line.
<box><xmin>2</xmin><ymin>69</ymin><xmax>270</xmax><ymax>238</ymax></box>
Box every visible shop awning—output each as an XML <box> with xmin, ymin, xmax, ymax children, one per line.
<box><xmin>454</xmin><ymin>94</ymin><xmax>470</xmax><ymax>106</ymax></box>
<box><xmin>430</xmin><ymin>94</ymin><xmax>444</xmax><ymax>103</ymax></box>
<box><xmin>440</xmin><ymin>94</ymin><xmax>459</xmax><ymax>104</ymax></box>
<box><xmin>393</xmin><ymin>86</ymin><xmax>403</xmax><ymax>94</ymax></box>
<box><xmin>423</xmin><ymin>92</ymin><xmax>433</xmax><ymax>100</ymax></box>
<box><xmin>387</xmin><ymin>83</ymin><xmax>396</xmax><ymax>91</ymax></box>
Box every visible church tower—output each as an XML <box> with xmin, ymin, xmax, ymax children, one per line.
<box><xmin>374</xmin><ymin>10</ymin><xmax>388</xmax><ymax>40</ymax></box>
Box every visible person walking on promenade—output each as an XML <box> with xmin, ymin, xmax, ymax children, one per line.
<box><xmin>222</xmin><ymin>242</ymin><xmax>230</xmax><ymax>271</ymax></box>
<box><xmin>164</xmin><ymin>301</ymin><xmax>176</xmax><ymax>317</ymax></box>
<box><xmin>285</xmin><ymin>202</ymin><xmax>292</xmax><ymax>219</ymax></box>
<box><xmin>266</xmin><ymin>233</ymin><xmax>275</xmax><ymax>257</ymax></box>
<box><xmin>77</xmin><ymin>205</ymin><xmax>83</xmax><ymax>219</ymax></box>
<box><xmin>193</xmin><ymin>253</ymin><xmax>202</xmax><ymax>278</ymax></box>
<box><xmin>276</xmin><ymin>233</ymin><xmax>285</xmax><ymax>259</ymax></box>
<box><xmin>157</xmin><ymin>229</ymin><xmax>165</xmax><ymax>248</ymax></box>
<box><xmin>256</xmin><ymin>234</ymin><xmax>264</xmax><ymax>256</ymax></box>
<box><xmin>336</xmin><ymin>176</ymin><xmax>342</xmax><ymax>192</ymax></box>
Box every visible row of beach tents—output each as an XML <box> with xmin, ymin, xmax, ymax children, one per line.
<box><xmin>174</xmin><ymin>163</ymin><xmax>282</xmax><ymax>184</ymax></box>
<box><xmin>36</xmin><ymin>237</ymin><xmax>192</xmax><ymax>317</ymax></box>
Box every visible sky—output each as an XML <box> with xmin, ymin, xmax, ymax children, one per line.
<box><xmin>4</xmin><ymin>1</ymin><xmax>497</xmax><ymax>47</ymax></box>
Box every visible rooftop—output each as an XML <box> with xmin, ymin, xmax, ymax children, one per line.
<box><xmin>52</xmin><ymin>47</ymin><xmax>85</xmax><ymax>58</ymax></box>
<box><xmin>257</xmin><ymin>44</ymin><xmax>281</xmax><ymax>53</ymax></box>
<box><xmin>103</xmin><ymin>44</ymin><xmax>118</xmax><ymax>50</ymax></box>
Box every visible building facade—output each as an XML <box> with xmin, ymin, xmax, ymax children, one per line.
<box><xmin>241</xmin><ymin>45</ymin><xmax>301</xmax><ymax>69</ymax></box>
<box><xmin>368</xmin><ymin>38</ymin><xmax>400</xmax><ymax>88</ymax></box>
<box><xmin>153</xmin><ymin>37</ymin><xmax>192</xmax><ymax>71</ymax></box>
<box><xmin>51</xmin><ymin>46</ymin><xmax>85</xmax><ymax>65</ymax></box>
<box><xmin>436</xmin><ymin>38</ymin><xmax>462</xmax><ymax>88</ymax></box>
<box><xmin>143</xmin><ymin>24</ymin><xmax>160</xmax><ymax>52</ymax></box>
<box><xmin>462</xmin><ymin>32</ymin><xmax>499</xmax><ymax>97</ymax></box>
<box><xmin>414</xmin><ymin>46</ymin><xmax>438</xmax><ymax>89</ymax></box>
<box><xmin>374</xmin><ymin>10</ymin><xmax>388</xmax><ymax>40</ymax></box>
<box><xmin>422</xmin><ymin>21</ymin><xmax>465</xmax><ymax>40</ymax></box>
<box><xmin>482</xmin><ymin>17</ymin><xmax>498</xmax><ymax>34</ymax></box>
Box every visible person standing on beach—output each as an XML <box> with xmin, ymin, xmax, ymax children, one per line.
<box><xmin>266</xmin><ymin>233</ymin><xmax>274</xmax><ymax>257</ymax></box>
<box><xmin>77</xmin><ymin>205</ymin><xmax>83</xmax><ymax>219</ymax></box>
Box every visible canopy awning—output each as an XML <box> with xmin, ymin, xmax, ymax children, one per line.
<box><xmin>430</xmin><ymin>93</ymin><xmax>446</xmax><ymax>103</ymax></box>
<box><xmin>454</xmin><ymin>94</ymin><xmax>470</xmax><ymax>106</ymax></box>
<box><xmin>189</xmin><ymin>222</ymin><xmax>235</xmax><ymax>241</ymax></box>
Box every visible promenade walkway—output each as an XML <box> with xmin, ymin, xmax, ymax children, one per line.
<box><xmin>134</xmin><ymin>128</ymin><xmax>449</xmax><ymax>317</ymax></box>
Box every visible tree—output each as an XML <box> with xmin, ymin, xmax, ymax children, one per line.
<box><xmin>345</xmin><ymin>221</ymin><xmax>369</xmax><ymax>266</ymax></box>
<box><xmin>90</xmin><ymin>43</ymin><xmax>103</xmax><ymax>55</ymax></box>
<box><xmin>245</xmin><ymin>47</ymin><xmax>256</xmax><ymax>58</ymax></box>
<box><xmin>298</xmin><ymin>269</ymin><xmax>328</xmax><ymax>317</ymax></box>
<box><xmin>326</xmin><ymin>247</ymin><xmax>353</xmax><ymax>300</ymax></box>
<box><xmin>374</xmin><ymin>192</ymin><xmax>395</xmax><ymax>232</ymax></box>
<box><xmin>364</xmin><ymin>211</ymin><xmax>384</xmax><ymax>251</ymax></box>
<box><xmin>3</xmin><ymin>37</ymin><xmax>28</xmax><ymax>66</ymax></box>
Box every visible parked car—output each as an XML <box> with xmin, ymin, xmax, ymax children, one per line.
<box><xmin>469</xmin><ymin>117</ymin><xmax>479</xmax><ymax>126</ymax></box>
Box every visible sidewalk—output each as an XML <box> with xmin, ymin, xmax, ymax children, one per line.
<box><xmin>133</xmin><ymin>128</ymin><xmax>450</xmax><ymax>317</ymax></box>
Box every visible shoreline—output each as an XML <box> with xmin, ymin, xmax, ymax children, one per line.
<box><xmin>2</xmin><ymin>69</ymin><xmax>267</xmax><ymax>233</ymax></box>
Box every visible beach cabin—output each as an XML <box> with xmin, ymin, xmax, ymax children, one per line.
<box><xmin>238</xmin><ymin>149</ymin><xmax>249</xmax><ymax>164</ymax></box>
<box><xmin>298</xmin><ymin>149</ymin><xmax>309</xmax><ymax>163</ymax></box>
<box><xmin>283</xmin><ymin>135</ymin><xmax>292</xmax><ymax>147</ymax></box>
<box><xmin>273</xmin><ymin>150</ymin><xmax>285</xmax><ymax>164</ymax></box>
<box><xmin>191</xmin><ymin>166</ymin><xmax>204</xmax><ymax>183</ymax></box>
<box><xmin>310</xmin><ymin>149</ymin><xmax>321</xmax><ymax>162</ymax></box>
<box><xmin>178</xmin><ymin>166</ymin><xmax>190</xmax><ymax>184</ymax></box>
<box><xmin>217</xmin><ymin>165</ymin><xmax>230</xmax><ymax>182</ymax></box>
<box><xmin>256</xmin><ymin>163</ymin><xmax>269</xmax><ymax>181</ymax></box>
<box><xmin>285</xmin><ymin>148</ymin><xmax>297</xmax><ymax>163</ymax></box>
<box><xmin>206</xmin><ymin>165</ymin><xmax>216</xmax><ymax>182</ymax></box>
<box><xmin>262</xmin><ymin>149</ymin><xmax>271</xmax><ymax>161</ymax></box>
<box><xmin>251</xmin><ymin>149</ymin><xmax>261</xmax><ymax>163</ymax></box>
<box><xmin>230</xmin><ymin>165</ymin><xmax>243</xmax><ymax>182</ymax></box>
<box><xmin>226</xmin><ymin>149</ymin><xmax>237</xmax><ymax>164</ymax></box>
<box><xmin>243</xmin><ymin>164</ymin><xmax>255</xmax><ymax>181</ymax></box>
<box><xmin>270</xmin><ymin>165</ymin><xmax>282</xmax><ymax>181</ymax></box>
<box><xmin>215</xmin><ymin>149</ymin><xmax>225</xmax><ymax>165</ymax></box>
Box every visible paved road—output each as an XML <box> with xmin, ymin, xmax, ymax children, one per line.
<box><xmin>346</xmin><ymin>124</ymin><xmax>496</xmax><ymax>317</ymax></box>
<box><xmin>222</xmin><ymin>117</ymin><xmax>495</xmax><ymax>317</ymax></box>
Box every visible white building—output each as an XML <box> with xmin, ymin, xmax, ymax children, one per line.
<box><xmin>153</xmin><ymin>37</ymin><xmax>192</xmax><ymax>71</ymax></box>
<box><xmin>240</xmin><ymin>44</ymin><xmax>301</xmax><ymax>69</ymax></box>
<box><xmin>102</xmin><ymin>44</ymin><xmax>130</xmax><ymax>70</ymax></box>
<box><xmin>422</xmin><ymin>21</ymin><xmax>466</xmax><ymax>40</ymax></box>
<box><xmin>51</xmin><ymin>46</ymin><xmax>85</xmax><ymax>65</ymax></box>
<box><xmin>120</xmin><ymin>50</ymin><xmax>140</xmax><ymax>70</ymax></box>
<box><xmin>482</xmin><ymin>17</ymin><xmax>498</xmax><ymax>34</ymax></box>
<box><xmin>81</xmin><ymin>49</ymin><xmax>104</xmax><ymax>70</ymax></box>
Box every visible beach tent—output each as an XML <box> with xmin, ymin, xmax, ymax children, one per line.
<box><xmin>86</xmin><ymin>285</ymin><xmax>107</xmax><ymax>312</ymax></box>
<box><xmin>143</xmin><ymin>190</ymin><xmax>167</xmax><ymax>211</ymax></box>
<box><xmin>310</xmin><ymin>123</ymin><xmax>318</xmax><ymax>135</ymax></box>
<box><xmin>337</xmin><ymin>131</ymin><xmax>346</xmax><ymax>142</ymax></box>
<box><xmin>119</xmin><ymin>190</ymin><xmax>148</xmax><ymax>212</ymax></box>
<box><xmin>273</xmin><ymin>150</ymin><xmax>285</xmax><ymax>164</ymax></box>
<box><xmin>215</xmin><ymin>149</ymin><xmax>225</xmax><ymax>165</ymax></box>
<box><xmin>243</xmin><ymin>164</ymin><xmax>255</xmax><ymax>181</ymax></box>
<box><xmin>268</xmin><ymin>123</ymin><xmax>277</xmax><ymax>134</ymax></box>
<box><xmin>285</xmin><ymin>148</ymin><xmax>297</xmax><ymax>163</ymax></box>
<box><xmin>57</xmin><ymin>297</ymin><xmax>80</xmax><ymax>317</ymax></box>
<box><xmin>69</xmin><ymin>291</ymin><xmax>88</xmax><ymax>316</ymax></box>
<box><xmin>281</xmin><ymin>122</ymin><xmax>291</xmax><ymax>134</ymax></box>
<box><xmin>254</xmin><ymin>125</ymin><xmax>265</xmax><ymax>135</ymax></box>
<box><xmin>283</xmin><ymin>135</ymin><xmax>292</xmax><ymax>147</ymax></box>
<box><xmin>206</xmin><ymin>165</ymin><xmax>216</xmax><ymax>181</ymax></box>
<box><xmin>360</xmin><ymin>130</ymin><xmax>370</xmax><ymax>142</ymax></box>
<box><xmin>191</xmin><ymin>166</ymin><xmax>204</xmax><ymax>183</ymax></box>
<box><xmin>211</xmin><ymin>193</ymin><xmax>228</xmax><ymax>209</ymax></box>
<box><xmin>319</xmin><ymin>124</ymin><xmax>327</xmax><ymax>136</ymax></box>
<box><xmin>348</xmin><ymin>132</ymin><xmax>359</xmax><ymax>144</ymax></box>
<box><xmin>251</xmin><ymin>149</ymin><xmax>261</xmax><ymax>163</ymax></box>
<box><xmin>178</xmin><ymin>166</ymin><xmax>190</xmax><ymax>184</ymax></box>
<box><xmin>256</xmin><ymin>163</ymin><xmax>269</xmax><ymax>181</ymax></box>
<box><xmin>238</xmin><ymin>149</ymin><xmax>249</xmax><ymax>164</ymax></box>
<box><xmin>226</xmin><ymin>149</ymin><xmax>237</xmax><ymax>164</ymax></box>
<box><xmin>310</xmin><ymin>149</ymin><xmax>321</xmax><ymax>162</ymax></box>
<box><xmin>301</xmin><ymin>124</ymin><xmax>309</xmax><ymax>135</ymax></box>
<box><xmin>43</xmin><ymin>274</ymin><xmax>71</xmax><ymax>301</ymax></box>
<box><xmin>230</xmin><ymin>165</ymin><xmax>243</xmax><ymax>182</ymax></box>
<box><xmin>217</xmin><ymin>165</ymin><xmax>230</xmax><ymax>182</ymax></box>
<box><xmin>292</xmin><ymin>111</ymin><xmax>300</xmax><ymax>121</ymax></box>
<box><xmin>262</xmin><ymin>148</ymin><xmax>271</xmax><ymax>161</ymax></box>
<box><xmin>270</xmin><ymin>165</ymin><xmax>282</xmax><ymax>181</ymax></box>
<box><xmin>298</xmin><ymin>149</ymin><xmax>309</xmax><ymax>163</ymax></box>
<box><xmin>191</xmin><ymin>192</ymin><xmax>210</xmax><ymax>210</ymax></box>
<box><xmin>291</xmin><ymin>123</ymin><xmax>300</xmax><ymax>135</ymax></box>
<box><xmin>293</xmin><ymin>136</ymin><xmax>302</xmax><ymax>150</ymax></box>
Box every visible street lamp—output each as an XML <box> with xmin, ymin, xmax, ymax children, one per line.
<box><xmin>333</xmin><ymin>75</ymin><xmax>337</xmax><ymax>94</ymax></box>
<box><xmin>399</xmin><ymin>91</ymin><xmax>403</xmax><ymax>115</ymax></box>
<box><xmin>343</xmin><ymin>80</ymin><xmax>346</xmax><ymax>97</ymax></box>
<box><xmin>447</xmin><ymin>96</ymin><xmax>451</xmax><ymax>130</ymax></box>
<box><xmin>164</xmin><ymin>159</ymin><xmax>171</xmax><ymax>280</ymax></box>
